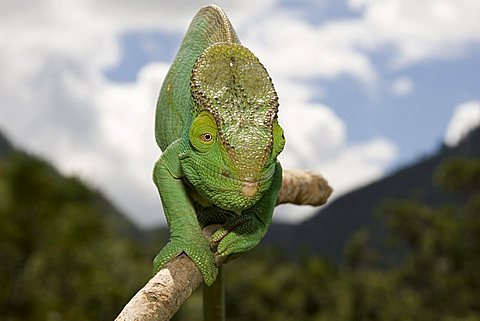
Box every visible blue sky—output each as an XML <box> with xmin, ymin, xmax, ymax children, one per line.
<box><xmin>1</xmin><ymin>0</ymin><xmax>480</xmax><ymax>227</ymax></box>
<box><xmin>324</xmin><ymin>46</ymin><xmax>480</xmax><ymax>164</ymax></box>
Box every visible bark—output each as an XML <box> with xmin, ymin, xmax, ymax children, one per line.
<box><xmin>115</xmin><ymin>168</ymin><xmax>332</xmax><ymax>321</ymax></box>
<box><xmin>277</xmin><ymin>169</ymin><xmax>332</xmax><ymax>206</ymax></box>
<box><xmin>115</xmin><ymin>254</ymin><xmax>202</xmax><ymax>321</ymax></box>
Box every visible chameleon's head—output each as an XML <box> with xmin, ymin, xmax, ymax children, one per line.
<box><xmin>180</xmin><ymin>43</ymin><xmax>285</xmax><ymax>211</ymax></box>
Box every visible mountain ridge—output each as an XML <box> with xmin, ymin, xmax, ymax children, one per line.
<box><xmin>263</xmin><ymin>126</ymin><xmax>480</xmax><ymax>260</ymax></box>
<box><xmin>0</xmin><ymin>130</ymin><xmax>144</xmax><ymax>240</ymax></box>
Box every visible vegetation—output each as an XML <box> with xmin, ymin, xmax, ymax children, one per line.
<box><xmin>1</xmin><ymin>137</ymin><xmax>479</xmax><ymax>320</ymax></box>
<box><xmin>0</xmin><ymin>152</ymin><xmax>154</xmax><ymax>320</ymax></box>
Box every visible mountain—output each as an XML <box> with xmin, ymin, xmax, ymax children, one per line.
<box><xmin>0</xmin><ymin>130</ymin><xmax>160</xmax><ymax>320</ymax></box>
<box><xmin>264</xmin><ymin>126</ymin><xmax>480</xmax><ymax>261</ymax></box>
<box><xmin>0</xmin><ymin>130</ymin><xmax>144</xmax><ymax>240</ymax></box>
<box><xmin>0</xmin><ymin>130</ymin><xmax>13</xmax><ymax>158</ymax></box>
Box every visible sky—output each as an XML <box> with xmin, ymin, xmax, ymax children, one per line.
<box><xmin>1</xmin><ymin>0</ymin><xmax>480</xmax><ymax>228</ymax></box>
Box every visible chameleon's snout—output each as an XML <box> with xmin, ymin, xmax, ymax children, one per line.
<box><xmin>242</xmin><ymin>181</ymin><xmax>258</xmax><ymax>197</ymax></box>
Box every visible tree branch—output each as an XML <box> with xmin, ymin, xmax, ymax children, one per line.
<box><xmin>115</xmin><ymin>169</ymin><xmax>332</xmax><ymax>321</ymax></box>
<box><xmin>277</xmin><ymin>168</ymin><xmax>332</xmax><ymax>206</ymax></box>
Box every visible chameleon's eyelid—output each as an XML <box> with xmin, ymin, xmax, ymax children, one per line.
<box><xmin>189</xmin><ymin>113</ymin><xmax>218</xmax><ymax>152</ymax></box>
<box><xmin>192</xmin><ymin>112</ymin><xmax>217</xmax><ymax>129</ymax></box>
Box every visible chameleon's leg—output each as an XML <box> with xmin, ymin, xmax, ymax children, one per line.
<box><xmin>211</xmin><ymin>162</ymin><xmax>283</xmax><ymax>261</ymax></box>
<box><xmin>153</xmin><ymin>140</ymin><xmax>217</xmax><ymax>285</ymax></box>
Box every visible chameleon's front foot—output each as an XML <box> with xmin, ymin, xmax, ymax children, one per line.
<box><xmin>210</xmin><ymin>217</ymin><xmax>266</xmax><ymax>262</ymax></box>
<box><xmin>153</xmin><ymin>236</ymin><xmax>218</xmax><ymax>286</ymax></box>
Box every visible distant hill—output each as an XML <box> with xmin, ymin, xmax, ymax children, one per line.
<box><xmin>0</xmin><ymin>130</ymin><xmax>159</xmax><ymax>320</ymax></box>
<box><xmin>0</xmin><ymin>131</ymin><xmax>13</xmax><ymax>158</ymax></box>
<box><xmin>264</xmin><ymin>126</ymin><xmax>480</xmax><ymax>261</ymax></box>
<box><xmin>0</xmin><ymin>130</ymin><xmax>143</xmax><ymax>240</ymax></box>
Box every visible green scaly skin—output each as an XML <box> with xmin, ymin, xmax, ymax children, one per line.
<box><xmin>153</xmin><ymin>5</ymin><xmax>285</xmax><ymax>286</ymax></box>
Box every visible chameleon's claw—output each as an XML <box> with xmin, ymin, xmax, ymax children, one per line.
<box><xmin>153</xmin><ymin>238</ymin><xmax>218</xmax><ymax>286</ymax></box>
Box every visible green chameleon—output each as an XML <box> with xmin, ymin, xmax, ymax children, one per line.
<box><xmin>153</xmin><ymin>5</ymin><xmax>285</xmax><ymax>286</ymax></box>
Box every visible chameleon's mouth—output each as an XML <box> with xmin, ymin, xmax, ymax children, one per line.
<box><xmin>241</xmin><ymin>182</ymin><xmax>258</xmax><ymax>197</ymax></box>
<box><xmin>180</xmin><ymin>152</ymin><xmax>276</xmax><ymax>211</ymax></box>
<box><xmin>180</xmin><ymin>150</ymin><xmax>274</xmax><ymax>187</ymax></box>
<box><xmin>212</xmin><ymin>164</ymin><xmax>274</xmax><ymax>193</ymax></box>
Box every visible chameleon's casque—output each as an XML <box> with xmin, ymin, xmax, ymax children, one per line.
<box><xmin>191</xmin><ymin>43</ymin><xmax>279</xmax><ymax>178</ymax></box>
<box><xmin>153</xmin><ymin>5</ymin><xmax>284</xmax><ymax>286</ymax></box>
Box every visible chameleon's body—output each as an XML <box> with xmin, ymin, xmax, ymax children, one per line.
<box><xmin>153</xmin><ymin>5</ymin><xmax>285</xmax><ymax>286</ymax></box>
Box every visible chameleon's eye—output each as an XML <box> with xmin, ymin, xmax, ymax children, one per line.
<box><xmin>201</xmin><ymin>133</ymin><xmax>213</xmax><ymax>142</ymax></box>
<box><xmin>189</xmin><ymin>112</ymin><xmax>217</xmax><ymax>152</ymax></box>
<box><xmin>272</xmin><ymin>119</ymin><xmax>285</xmax><ymax>157</ymax></box>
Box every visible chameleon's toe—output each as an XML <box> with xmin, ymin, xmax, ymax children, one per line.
<box><xmin>211</xmin><ymin>216</ymin><xmax>250</xmax><ymax>244</ymax></box>
<box><xmin>183</xmin><ymin>241</ymin><xmax>218</xmax><ymax>286</ymax></box>
<box><xmin>153</xmin><ymin>239</ymin><xmax>218</xmax><ymax>286</ymax></box>
<box><xmin>216</xmin><ymin>220</ymin><xmax>264</xmax><ymax>259</ymax></box>
<box><xmin>217</xmin><ymin>230</ymin><xmax>261</xmax><ymax>258</ymax></box>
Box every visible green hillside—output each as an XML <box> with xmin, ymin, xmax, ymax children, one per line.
<box><xmin>0</xmin><ymin>131</ymin><xmax>13</xmax><ymax>158</ymax></box>
<box><xmin>0</xmin><ymin>132</ymin><xmax>161</xmax><ymax>320</ymax></box>
<box><xmin>264</xmin><ymin>126</ymin><xmax>480</xmax><ymax>261</ymax></box>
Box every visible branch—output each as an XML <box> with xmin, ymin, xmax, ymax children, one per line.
<box><xmin>277</xmin><ymin>168</ymin><xmax>332</xmax><ymax>206</ymax></box>
<box><xmin>115</xmin><ymin>254</ymin><xmax>202</xmax><ymax>321</ymax></box>
<box><xmin>115</xmin><ymin>169</ymin><xmax>332</xmax><ymax>321</ymax></box>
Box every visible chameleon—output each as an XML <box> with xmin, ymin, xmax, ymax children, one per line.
<box><xmin>153</xmin><ymin>4</ymin><xmax>285</xmax><ymax>286</ymax></box>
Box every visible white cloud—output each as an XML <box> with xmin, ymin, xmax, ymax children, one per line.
<box><xmin>242</xmin><ymin>12</ymin><xmax>378</xmax><ymax>84</ymax></box>
<box><xmin>390</xmin><ymin>76</ymin><xmax>414</xmax><ymax>96</ymax></box>
<box><xmin>444</xmin><ymin>100</ymin><xmax>480</xmax><ymax>147</ymax></box>
<box><xmin>321</xmin><ymin>137</ymin><xmax>397</xmax><ymax>195</ymax></box>
<box><xmin>348</xmin><ymin>0</ymin><xmax>480</xmax><ymax>66</ymax></box>
<box><xmin>276</xmin><ymin>135</ymin><xmax>397</xmax><ymax>224</ymax></box>
<box><xmin>89</xmin><ymin>62</ymin><xmax>169</xmax><ymax>226</ymax></box>
<box><xmin>280</xmin><ymin>103</ymin><xmax>346</xmax><ymax>167</ymax></box>
<box><xmin>239</xmin><ymin>0</ymin><xmax>480</xmax><ymax>102</ymax></box>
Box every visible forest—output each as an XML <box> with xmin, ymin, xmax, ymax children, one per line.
<box><xmin>1</xmin><ymin>131</ymin><xmax>479</xmax><ymax>320</ymax></box>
